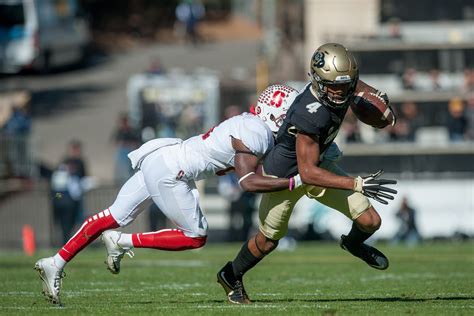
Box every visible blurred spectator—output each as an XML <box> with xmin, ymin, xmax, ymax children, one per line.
<box><xmin>176</xmin><ymin>103</ymin><xmax>203</xmax><ymax>139</ymax></box>
<box><xmin>51</xmin><ymin>157</ymin><xmax>84</xmax><ymax>244</ymax></box>
<box><xmin>62</xmin><ymin>140</ymin><xmax>88</xmax><ymax>224</ymax></box>
<box><xmin>218</xmin><ymin>172</ymin><xmax>257</xmax><ymax>242</ymax></box>
<box><xmin>222</xmin><ymin>104</ymin><xmax>241</xmax><ymax>120</ymax></box>
<box><xmin>112</xmin><ymin>113</ymin><xmax>141</xmax><ymax>185</ymax></box>
<box><xmin>139</xmin><ymin>90</ymin><xmax>160</xmax><ymax>140</ymax></box>
<box><xmin>429</xmin><ymin>69</ymin><xmax>442</xmax><ymax>91</ymax></box>
<box><xmin>446</xmin><ymin>97</ymin><xmax>467</xmax><ymax>142</ymax></box>
<box><xmin>1</xmin><ymin>91</ymin><xmax>32</xmax><ymax>177</ymax></box>
<box><xmin>388</xmin><ymin>102</ymin><xmax>420</xmax><ymax>142</ymax></box>
<box><xmin>175</xmin><ymin>0</ymin><xmax>205</xmax><ymax>46</ymax></box>
<box><xmin>62</xmin><ymin>140</ymin><xmax>87</xmax><ymax>180</ymax></box>
<box><xmin>393</xmin><ymin>197</ymin><xmax>421</xmax><ymax>246</ymax></box>
<box><xmin>402</xmin><ymin>68</ymin><xmax>417</xmax><ymax>90</ymax></box>
<box><xmin>466</xmin><ymin>93</ymin><xmax>474</xmax><ymax>140</ymax></box>
<box><xmin>387</xmin><ymin>17</ymin><xmax>402</xmax><ymax>39</ymax></box>
<box><xmin>463</xmin><ymin>68</ymin><xmax>474</xmax><ymax>93</ymax></box>
<box><xmin>217</xmin><ymin>105</ymin><xmax>257</xmax><ymax>241</ymax></box>
<box><xmin>146</xmin><ymin>57</ymin><xmax>166</xmax><ymax>75</ymax></box>
<box><xmin>2</xmin><ymin>91</ymin><xmax>32</xmax><ymax>136</ymax></box>
<box><xmin>128</xmin><ymin>13</ymin><xmax>143</xmax><ymax>38</ymax></box>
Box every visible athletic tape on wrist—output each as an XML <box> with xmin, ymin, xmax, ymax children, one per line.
<box><xmin>354</xmin><ymin>176</ymin><xmax>363</xmax><ymax>192</ymax></box>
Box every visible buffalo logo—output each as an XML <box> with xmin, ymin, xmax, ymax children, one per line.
<box><xmin>313</xmin><ymin>51</ymin><xmax>325</xmax><ymax>68</ymax></box>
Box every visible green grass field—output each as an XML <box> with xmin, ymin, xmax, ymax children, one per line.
<box><xmin>0</xmin><ymin>241</ymin><xmax>473</xmax><ymax>315</ymax></box>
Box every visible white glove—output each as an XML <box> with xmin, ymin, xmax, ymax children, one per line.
<box><xmin>374</xmin><ymin>90</ymin><xmax>396</xmax><ymax>127</ymax></box>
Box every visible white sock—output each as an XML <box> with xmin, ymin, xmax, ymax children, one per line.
<box><xmin>53</xmin><ymin>253</ymin><xmax>67</xmax><ymax>269</ymax></box>
<box><xmin>117</xmin><ymin>233</ymin><xmax>133</xmax><ymax>248</ymax></box>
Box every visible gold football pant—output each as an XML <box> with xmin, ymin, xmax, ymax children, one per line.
<box><xmin>259</xmin><ymin>162</ymin><xmax>371</xmax><ymax>240</ymax></box>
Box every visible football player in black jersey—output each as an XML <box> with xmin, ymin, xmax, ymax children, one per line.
<box><xmin>217</xmin><ymin>43</ymin><xmax>398</xmax><ymax>304</ymax></box>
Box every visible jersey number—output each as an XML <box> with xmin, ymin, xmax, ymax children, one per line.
<box><xmin>306</xmin><ymin>102</ymin><xmax>322</xmax><ymax>114</ymax></box>
<box><xmin>201</xmin><ymin>126</ymin><xmax>216</xmax><ymax>140</ymax></box>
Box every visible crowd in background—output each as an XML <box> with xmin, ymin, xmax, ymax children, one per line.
<box><xmin>341</xmin><ymin>67</ymin><xmax>474</xmax><ymax>144</ymax></box>
<box><xmin>0</xmin><ymin>91</ymin><xmax>32</xmax><ymax>179</ymax></box>
<box><xmin>1</xmin><ymin>0</ymin><xmax>473</xmax><ymax>246</ymax></box>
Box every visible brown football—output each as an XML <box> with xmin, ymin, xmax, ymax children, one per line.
<box><xmin>350</xmin><ymin>80</ymin><xmax>394</xmax><ymax>129</ymax></box>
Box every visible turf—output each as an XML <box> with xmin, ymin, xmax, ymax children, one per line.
<box><xmin>0</xmin><ymin>241</ymin><xmax>473</xmax><ymax>315</ymax></box>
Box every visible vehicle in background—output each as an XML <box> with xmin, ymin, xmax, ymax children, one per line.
<box><xmin>0</xmin><ymin>0</ymin><xmax>90</xmax><ymax>74</ymax></box>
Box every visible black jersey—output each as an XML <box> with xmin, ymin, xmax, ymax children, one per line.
<box><xmin>263</xmin><ymin>83</ymin><xmax>349</xmax><ymax>178</ymax></box>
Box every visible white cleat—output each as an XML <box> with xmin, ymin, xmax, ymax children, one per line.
<box><xmin>101</xmin><ymin>230</ymin><xmax>134</xmax><ymax>274</ymax></box>
<box><xmin>34</xmin><ymin>257</ymin><xmax>65</xmax><ymax>305</ymax></box>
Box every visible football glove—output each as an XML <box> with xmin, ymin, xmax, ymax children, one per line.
<box><xmin>374</xmin><ymin>90</ymin><xmax>389</xmax><ymax>105</ymax></box>
<box><xmin>387</xmin><ymin>104</ymin><xmax>397</xmax><ymax>126</ymax></box>
<box><xmin>354</xmin><ymin>170</ymin><xmax>397</xmax><ymax>205</ymax></box>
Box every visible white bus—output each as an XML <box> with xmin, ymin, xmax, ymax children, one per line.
<box><xmin>0</xmin><ymin>0</ymin><xmax>90</xmax><ymax>73</ymax></box>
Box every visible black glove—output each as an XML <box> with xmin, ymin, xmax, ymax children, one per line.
<box><xmin>375</xmin><ymin>90</ymin><xmax>390</xmax><ymax>105</ymax></box>
<box><xmin>354</xmin><ymin>170</ymin><xmax>398</xmax><ymax>205</ymax></box>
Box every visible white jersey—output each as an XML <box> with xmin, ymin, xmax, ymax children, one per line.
<box><xmin>114</xmin><ymin>113</ymin><xmax>272</xmax><ymax>236</ymax></box>
<box><xmin>177</xmin><ymin>113</ymin><xmax>274</xmax><ymax>180</ymax></box>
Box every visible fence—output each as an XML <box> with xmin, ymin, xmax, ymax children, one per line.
<box><xmin>0</xmin><ymin>182</ymin><xmax>149</xmax><ymax>249</ymax></box>
<box><xmin>0</xmin><ymin>180</ymin><xmax>232</xmax><ymax>249</ymax></box>
<box><xmin>0</xmin><ymin>134</ymin><xmax>34</xmax><ymax>179</ymax></box>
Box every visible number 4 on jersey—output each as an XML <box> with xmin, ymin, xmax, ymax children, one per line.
<box><xmin>306</xmin><ymin>102</ymin><xmax>322</xmax><ymax>114</ymax></box>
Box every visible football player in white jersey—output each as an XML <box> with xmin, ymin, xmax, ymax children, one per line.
<box><xmin>34</xmin><ymin>85</ymin><xmax>300</xmax><ymax>305</ymax></box>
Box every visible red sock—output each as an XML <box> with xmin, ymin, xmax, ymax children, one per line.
<box><xmin>132</xmin><ymin>229</ymin><xmax>207</xmax><ymax>251</ymax></box>
<box><xmin>58</xmin><ymin>209</ymin><xmax>119</xmax><ymax>262</ymax></box>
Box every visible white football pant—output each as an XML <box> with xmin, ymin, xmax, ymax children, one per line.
<box><xmin>108</xmin><ymin>145</ymin><xmax>208</xmax><ymax>238</ymax></box>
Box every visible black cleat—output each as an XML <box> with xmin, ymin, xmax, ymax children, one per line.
<box><xmin>340</xmin><ymin>235</ymin><xmax>389</xmax><ymax>270</ymax></box>
<box><xmin>217</xmin><ymin>261</ymin><xmax>251</xmax><ymax>304</ymax></box>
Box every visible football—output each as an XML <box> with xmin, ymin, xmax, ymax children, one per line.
<box><xmin>350</xmin><ymin>81</ymin><xmax>395</xmax><ymax>128</ymax></box>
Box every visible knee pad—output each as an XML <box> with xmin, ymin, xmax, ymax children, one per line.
<box><xmin>348</xmin><ymin>192</ymin><xmax>371</xmax><ymax>220</ymax></box>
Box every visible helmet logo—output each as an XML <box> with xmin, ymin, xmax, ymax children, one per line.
<box><xmin>313</xmin><ymin>51</ymin><xmax>325</xmax><ymax>68</ymax></box>
<box><xmin>270</xmin><ymin>91</ymin><xmax>286</xmax><ymax>108</ymax></box>
<box><xmin>255</xmin><ymin>105</ymin><xmax>262</xmax><ymax>114</ymax></box>
<box><xmin>335</xmin><ymin>75</ymin><xmax>351</xmax><ymax>82</ymax></box>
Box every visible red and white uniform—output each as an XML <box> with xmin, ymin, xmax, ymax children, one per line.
<box><xmin>108</xmin><ymin>113</ymin><xmax>273</xmax><ymax>237</ymax></box>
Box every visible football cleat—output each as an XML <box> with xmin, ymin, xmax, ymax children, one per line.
<box><xmin>34</xmin><ymin>257</ymin><xmax>65</xmax><ymax>305</ymax></box>
<box><xmin>101</xmin><ymin>230</ymin><xmax>134</xmax><ymax>274</ymax></box>
<box><xmin>217</xmin><ymin>261</ymin><xmax>251</xmax><ymax>304</ymax></box>
<box><xmin>340</xmin><ymin>235</ymin><xmax>389</xmax><ymax>270</ymax></box>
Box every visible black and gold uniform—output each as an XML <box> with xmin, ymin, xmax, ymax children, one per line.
<box><xmin>263</xmin><ymin>83</ymin><xmax>349</xmax><ymax>178</ymax></box>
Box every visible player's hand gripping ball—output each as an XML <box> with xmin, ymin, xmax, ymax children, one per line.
<box><xmin>350</xmin><ymin>81</ymin><xmax>396</xmax><ymax>129</ymax></box>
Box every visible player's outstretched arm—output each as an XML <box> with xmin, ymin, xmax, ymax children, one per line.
<box><xmin>296</xmin><ymin>133</ymin><xmax>397</xmax><ymax>203</ymax></box>
<box><xmin>232</xmin><ymin>138</ymin><xmax>300</xmax><ymax>193</ymax></box>
<box><xmin>296</xmin><ymin>132</ymin><xmax>355</xmax><ymax>190</ymax></box>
